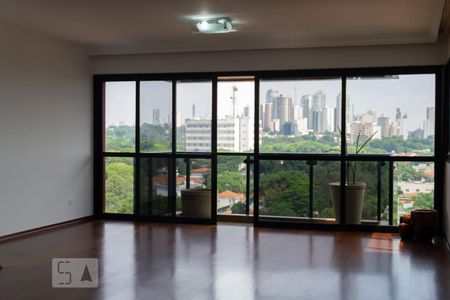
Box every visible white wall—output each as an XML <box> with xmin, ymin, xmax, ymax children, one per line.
<box><xmin>0</xmin><ymin>24</ymin><xmax>92</xmax><ymax>236</ymax></box>
<box><xmin>92</xmin><ymin>40</ymin><xmax>447</xmax><ymax>74</ymax></box>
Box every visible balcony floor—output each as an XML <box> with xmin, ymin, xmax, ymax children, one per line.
<box><xmin>0</xmin><ymin>220</ymin><xmax>449</xmax><ymax>300</ymax></box>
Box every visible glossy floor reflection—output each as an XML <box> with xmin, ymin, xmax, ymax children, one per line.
<box><xmin>0</xmin><ymin>220</ymin><xmax>449</xmax><ymax>300</ymax></box>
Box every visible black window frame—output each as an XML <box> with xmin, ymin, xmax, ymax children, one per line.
<box><xmin>93</xmin><ymin>65</ymin><xmax>445</xmax><ymax>232</ymax></box>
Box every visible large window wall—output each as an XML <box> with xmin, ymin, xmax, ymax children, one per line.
<box><xmin>95</xmin><ymin>67</ymin><xmax>443</xmax><ymax>230</ymax></box>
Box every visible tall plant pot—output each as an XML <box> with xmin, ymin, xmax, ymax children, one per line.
<box><xmin>181</xmin><ymin>189</ymin><xmax>211</xmax><ymax>218</ymax></box>
<box><xmin>329</xmin><ymin>182</ymin><xmax>366</xmax><ymax>224</ymax></box>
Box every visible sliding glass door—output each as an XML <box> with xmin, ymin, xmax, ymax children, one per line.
<box><xmin>95</xmin><ymin>66</ymin><xmax>443</xmax><ymax>230</ymax></box>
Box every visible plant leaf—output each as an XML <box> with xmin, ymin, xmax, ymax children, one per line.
<box><xmin>355</xmin><ymin>132</ymin><xmax>361</xmax><ymax>155</ymax></box>
<box><xmin>356</xmin><ymin>131</ymin><xmax>377</xmax><ymax>154</ymax></box>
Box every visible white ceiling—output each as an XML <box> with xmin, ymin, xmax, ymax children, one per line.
<box><xmin>0</xmin><ymin>0</ymin><xmax>445</xmax><ymax>55</ymax></box>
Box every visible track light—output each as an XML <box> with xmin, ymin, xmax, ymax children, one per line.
<box><xmin>194</xmin><ymin>17</ymin><xmax>236</xmax><ymax>34</ymax></box>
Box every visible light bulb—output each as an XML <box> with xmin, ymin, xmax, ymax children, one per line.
<box><xmin>197</xmin><ymin>20</ymin><xmax>209</xmax><ymax>31</ymax></box>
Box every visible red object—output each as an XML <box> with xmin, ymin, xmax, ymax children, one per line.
<box><xmin>399</xmin><ymin>223</ymin><xmax>413</xmax><ymax>240</ymax></box>
<box><xmin>411</xmin><ymin>209</ymin><xmax>438</xmax><ymax>241</ymax></box>
<box><xmin>400</xmin><ymin>215</ymin><xmax>411</xmax><ymax>224</ymax></box>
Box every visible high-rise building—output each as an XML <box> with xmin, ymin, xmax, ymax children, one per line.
<box><xmin>312</xmin><ymin>110</ymin><xmax>323</xmax><ymax>132</ymax></box>
<box><xmin>265</xmin><ymin>89</ymin><xmax>279</xmax><ymax>103</ymax></box>
<box><xmin>312</xmin><ymin>90</ymin><xmax>326</xmax><ymax>111</ymax></box>
<box><xmin>389</xmin><ymin>122</ymin><xmax>402</xmax><ymax>137</ymax></box>
<box><xmin>239</xmin><ymin>117</ymin><xmax>253</xmax><ymax>151</ymax></box>
<box><xmin>395</xmin><ymin>108</ymin><xmax>402</xmax><ymax>123</ymax></box>
<box><xmin>273</xmin><ymin>95</ymin><xmax>292</xmax><ymax>126</ymax></box>
<box><xmin>394</xmin><ymin>108</ymin><xmax>407</xmax><ymax>139</ymax></box>
<box><xmin>292</xmin><ymin>104</ymin><xmax>302</xmax><ymax>121</ymax></box>
<box><xmin>264</xmin><ymin>103</ymin><xmax>272</xmax><ymax>131</ymax></box>
<box><xmin>259</xmin><ymin>104</ymin><xmax>265</xmax><ymax>129</ymax></box>
<box><xmin>192</xmin><ymin>104</ymin><xmax>196</xmax><ymax>119</ymax></box>
<box><xmin>322</xmin><ymin>106</ymin><xmax>333</xmax><ymax>132</ymax></box>
<box><xmin>424</xmin><ymin>106</ymin><xmax>435</xmax><ymax>137</ymax></box>
<box><xmin>401</xmin><ymin>113</ymin><xmax>408</xmax><ymax>139</ymax></box>
<box><xmin>243</xmin><ymin>105</ymin><xmax>250</xmax><ymax>118</ymax></box>
<box><xmin>350</xmin><ymin>121</ymin><xmax>376</xmax><ymax>143</ymax></box>
<box><xmin>295</xmin><ymin>118</ymin><xmax>308</xmax><ymax>133</ymax></box>
<box><xmin>152</xmin><ymin>108</ymin><xmax>160</xmax><ymax>125</ymax></box>
<box><xmin>334</xmin><ymin>93</ymin><xmax>352</xmax><ymax>133</ymax></box>
<box><xmin>282</xmin><ymin>122</ymin><xmax>297</xmax><ymax>135</ymax></box>
<box><xmin>377</xmin><ymin>115</ymin><xmax>390</xmax><ymax>138</ymax></box>
<box><xmin>176</xmin><ymin>110</ymin><xmax>185</xmax><ymax>126</ymax></box>
<box><xmin>409</xmin><ymin>128</ymin><xmax>424</xmax><ymax>139</ymax></box>
<box><xmin>272</xmin><ymin>119</ymin><xmax>281</xmax><ymax>132</ymax></box>
<box><xmin>301</xmin><ymin>95</ymin><xmax>313</xmax><ymax>129</ymax></box>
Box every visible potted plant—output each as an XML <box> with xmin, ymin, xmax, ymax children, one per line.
<box><xmin>329</xmin><ymin>131</ymin><xmax>377</xmax><ymax>224</ymax></box>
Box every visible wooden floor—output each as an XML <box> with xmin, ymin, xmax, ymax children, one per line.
<box><xmin>0</xmin><ymin>220</ymin><xmax>449</xmax><ymax>300</ymax></box>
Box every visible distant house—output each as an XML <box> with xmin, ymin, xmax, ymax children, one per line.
<box><xmin>190</xmin><ymin>167</ymin><xmax>211</xmax><ymax>179</ymax></box>
<box><xmin>217</xmin><ymin>190</ymin><xmax>245</xmax><ymax>213</ymax></box>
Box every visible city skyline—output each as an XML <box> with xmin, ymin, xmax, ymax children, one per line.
<box><xmin>105</xmin><ymin>75</ymin><xmax>435</xmax><ymax>136</ymax></box>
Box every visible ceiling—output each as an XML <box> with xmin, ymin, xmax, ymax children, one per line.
<box><xmin>0</xmin><ymin>0</ymin><xmax>445</xmax><ymax>55</ymax></box>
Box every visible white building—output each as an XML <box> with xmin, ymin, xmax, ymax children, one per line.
<box><xmin>321</xmin><ymin>106</ymin><xmax>334</xmax><ymax>132</ymax></box>
<box><xmin>424</xmin><ymin>106</ymin><xmax>435</xmax><ymax>137</ymax></box>
<box><xmin>185</xmin><ymin>119</ymin><xmax>211</xmax><ymax>152</ymax></box>
<box><xmin>186</xmin><ymin>117</ymin><xmax>254</xmax><ymax>152</ymax></box>
<box><xmin>397</xmin><ymin>181</ymin><xmax>434</xmax><ymax>194</ymax></box>
<box><xmin>272</xmin><ymin>119</ymin><xmax>281</xmax><ymax>133</ymax></box>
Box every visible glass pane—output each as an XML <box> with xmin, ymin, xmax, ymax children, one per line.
<box><xmin>394</xmin><ymin>161</ymin><xmax>434</xmax><ymax>224</ymax></box>
<box><xmin>176</xmin><ymin>158</ymin><xmax>212</xmax><ymax>218</ymax></box>
<box><xmin>104</xmin><ymin>157</ymin><xmax>134</xmax><ymax>214</ymax></box>
<box><xmin>140</xmin><ymin>81</ymin><xmax>172</xmax><ymax>152</ymax></box>
<box><xmin>217</xmin><ymin>81</ymin><xmax>255</xmax><ymax>152</ymax></box>
<box><xmin>139</xmin><ymin>157</ymin><xmax>170</xmax><ymax>216</ymax></box>
<box><xmin>338</xmin><ymin>161</ymin><xmax>389</xmax><ymax>225</ymax></box>
<box><xmin>176</xmin><ymin>81</ymin><xmax>212</xmax><ymax>152</ymax></box>
<box><xmin>259</xmin><ymin>160</ymin><xmax>310</xmax><ymax>218</ymax></box>
<box><xmin>217</xmin><ymin>155</ymin><xmax>247</xmax><ymax>215</ymax></box>
<box><xmin>346</xmin><ymin>74</ymin><xmax>435</xmax><ymax>156</ymax></box>
<box><xmin>104</xmin><ymin>81</ymin><xmax>136</xmax><ymax>152</ymax></box>
<box><xmin>259</xmin><ymin>78</ymin><xmax>341</xmax><ymax>153</ymax></box>
<box><xmin>313</xmin><ymin>161</ymin><xmax>340</xmax><ymax>222</ymax></box>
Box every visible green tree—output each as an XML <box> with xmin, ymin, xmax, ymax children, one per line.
<box><xmin>105</xmin><ymin>125</ymin><xmax>135</xmax><ymax>152</ymax></box>
<box><xmin>411</xmin><ymin>193</ymin><xmax>433</xmax><ymax>210</ymax></box>
<box><xmin>140</xmin><ymin>123</ymin><xmax>171</xmax><ymax>152</ymax></box>
<box><xmin>231</xmin><ymin>202</ymin><xmax>246</xmax><ymax>214</ymax></box>
<box><xmin>260</xmin><ymin>169</ymin><xmax>310</xmax><ymax>217</ymax></box>
<box><xmin>217</xmin><ymin>171</ymin><xmax>245</xmax><ymax>193</ymax></box>
<box><xmin>105</xmin><ymin>161</ymin><xmax>134</xmax><ymax>214</ymax></box>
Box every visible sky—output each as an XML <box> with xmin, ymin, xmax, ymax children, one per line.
<box><xmin>176</xmin><ymin>81</ymin><xmax>212</xmax><ymax>120</ymax></box>
<box><xmin>217</xmin><ymin>81</ymin><xmax>254</xmax><ymax>119</ymax></box>
<box><xmin>105</xmin><ymin>74</ymin><xmax>435</xmax><ymax>133</ymax></box>
<box><xmin>141</xmin><ymin>81</ymin><xmax>172</xmax><ymax>124</ymax></box>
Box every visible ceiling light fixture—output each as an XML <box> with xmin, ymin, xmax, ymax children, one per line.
<box><xmin>194</xmin><ymin>17</ymin><xmax>236</xmax><ymax>34</ymax></box>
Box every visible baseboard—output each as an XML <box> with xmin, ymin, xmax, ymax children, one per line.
<box><xmin>0</xmin><ymin>215</ymin><xmax>95</xmax><ymax>243</ymax></box>
<box><xmin>217</xmin><ymin>214</ymin><xmax>253</xmax><ymax>223</ymax></box>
